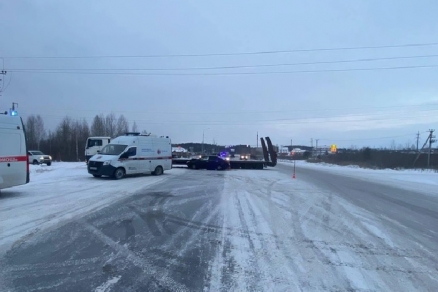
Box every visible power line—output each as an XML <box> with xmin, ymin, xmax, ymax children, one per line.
<box><xmin>6</xmin><ymin>54</ymin><xmax>438</xmax><ymax>72</ymax></box>
<box><xmin>25</xmin><ymin>102</ymin><xmax>438</xmax><ymax>116</ymax></box>
<box><xmin>18</xmin><ymin>111</ymin><xmax>438</xmax><ymax>126</ymax></box>
<box><xmin>8</xmin><ymin>64</ymin><xmax>438</xmax><ymax>76</ymax></box>
<box><xmin>3</xmin><ymin>41</ymin><xmax>438</xmax><ymax>59</ymax></box>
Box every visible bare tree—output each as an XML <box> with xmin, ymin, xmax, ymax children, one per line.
<box><xmin>116</xmin><ymin>114</ymin><xmax>129</xmax><ymax>136</ymax></box>
<box><xmin>54</xmin><ymin>116</ymin><xmax>73</xmax><ymax>161</ymax></box>
<box><xmin>91</xmin><ymin>114</ymin><xmax>105</xmax><ymax>136</ymax></box>
<box><xmin>25</xmin><ymin>115</ymin><xmax>37</xmax><ymax>149</ymax></box>
<box><xmin>34</xmin><ymin>115</ymin><xmax>46</xmax><ymax>149</ymax></box>
<box><xmin>131</xmin><ymin>121</ymin><xmax>138</xmax><ymax>132</ymax></box>
<box><xmin>105</xmin><ymin>113</ymin><xmax>117</xmax><ymax>137</ymax></box>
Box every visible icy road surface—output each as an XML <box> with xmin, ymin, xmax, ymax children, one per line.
<box><xmin>0</xmin><ymin>163</ymin><xmax>437</xmax><ymax>291</ymax></box>
<box><xmin>0</xmin><ymin>163</ymin><xmax>185</xmax><ymax>255</ymax></box>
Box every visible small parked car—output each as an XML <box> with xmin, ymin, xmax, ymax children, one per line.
<box><xmin>187</xmin><ymin>155</ymin><xmax>230</xmax><ymax>170</ymax></box>
<box><xmin>28</xmin><ymin>150</ymin><xmax>52</xmax><ymax>166</ymax></box>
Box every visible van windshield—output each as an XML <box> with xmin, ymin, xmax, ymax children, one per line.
<box><xmin>100</xmin><ymin>144</ymin><xmax>127</xmax><ymax>155</ymax></box>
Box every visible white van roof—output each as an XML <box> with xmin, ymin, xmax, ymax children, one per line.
<box><xmin>0</xmin><ymin>114</ymin><xmax>23</xmax><ymax>127</ymax></box>
<box><xmin>87</xmin><ymin>136</ymin><xmax>111</xmax><ymax>139</ymax></box>
<box><xmin>110</xmin><ymin>134</ymin><xmax>170</xmax><ymax>145</ymax></box>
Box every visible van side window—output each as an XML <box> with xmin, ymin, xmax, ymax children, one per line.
<box><xmin>127</xmin><ymin>147</ymin><xmax>137</xmax><ymax>157</ymax></box>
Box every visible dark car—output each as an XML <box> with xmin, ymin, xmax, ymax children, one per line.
<box><xmin>187</xmin><ymin>155</ymin><xmax>230</xmax><ymax>170</ymax></box>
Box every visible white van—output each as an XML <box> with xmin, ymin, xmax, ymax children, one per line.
<box><xmin>87</xmin><ymin>133</ymin><xmax>172</xmax><ymax>179</ymax></box>
<box><xmin>0</xmin><ymin>113</ymin><xmax>29</xmax><ymax>190</ymax></box>
<box><xmin>85</xmin><ymin>136</ymin><xmax>111</xmax><ymax>163</ymax></box>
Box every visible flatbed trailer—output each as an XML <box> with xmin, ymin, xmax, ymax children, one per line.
<box><xmin>172</xmin><ymin>158</ymin><xmax>265</xmax><ymax>169</ymax></box>
<box><xmin>172</xmin><ymin>137</ymin><xmax>277</xmax><ymax>170</ymax></box>
<box><xmin>229</xmin><ymin>159</ymin><xmax>265</xmax><ymax>169</ymax></box>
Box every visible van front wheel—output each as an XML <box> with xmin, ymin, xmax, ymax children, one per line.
<box><xmin>114</xmin><ymin>168</ymin><xmax>125</xmax><ymax>180</ymax></box>
<box><xmin>153</xmin><ymin>166</ymin><xmax>163</xmax><ymax>176</ymax></box>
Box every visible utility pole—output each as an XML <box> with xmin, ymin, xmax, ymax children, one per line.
<box><xmin>416</xmin><ymin>131</ymin><xmax>420</xmax><ymax>152</ymax></box>
<box><xmin>0</xmin><ymin>70</ymin><xmax>6</xmax><ymax>91</ymax></box>
<box><xmin>257</xmin><ymin>132</ymin><xmax>259</xmax><ymax>148</ymax></box>
<box><xmin>428</xmin><ymin>129</ymin><xmax>436</xmax><ymax>168</ymax></box>
<box><xmin>201</xmin><ymin>128</ymin><xmax>209</xmax><ymax>154</ymax></box>
<box><xmin>75</xmin><ymin>132</ymin><xmax>79</xmax><ymax>162</ymax></box>
<box><xmin>311</xmin><ymin>138</ymin><xmax>313</xmax><ymax>147</ymax></box>
<box><xmin>315</xmin><ymin>139</ymin><xmax>319</xmax><ymax>156</ymax></box>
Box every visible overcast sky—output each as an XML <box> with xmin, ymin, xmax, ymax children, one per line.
<box><xmin>1</xmin><ymin>0</ymin><xmax>438</xmax><ymax>148</ymax></box>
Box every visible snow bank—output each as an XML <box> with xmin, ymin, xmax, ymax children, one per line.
<box><xmin>279</xmin><ymin>160</ymin><xmax>438</xmax><ymax>196</ymax></box>
<box><xmin>0</xmin><ymin>162</ymin><xmax>184</xmax><ymax>255</ymax></box>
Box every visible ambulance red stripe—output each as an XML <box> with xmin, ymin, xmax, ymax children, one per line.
<box><xmin>118</xmin><ymin>156</ymin><xmax>173</xmax><ymax>161</ymax></box>
<box><xmin>0</xmin><ymin>155</ymin><xmax>28</xmax><ymax>163</ymax></box>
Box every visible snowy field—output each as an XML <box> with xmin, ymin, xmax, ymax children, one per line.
<box><xmin>0</xmin><ymin>163</ymin><xmax>184</xmax><ymax>255</ymax></box>
<box><xmin>280</xmin><ymin>160</ymin><xmax>438</xmax><ymax>196</ymax></box>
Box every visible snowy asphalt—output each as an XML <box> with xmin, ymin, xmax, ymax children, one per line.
<box><xmin>287</xmin><ymin>164</ymin><xmax>438</xmax><ymax>253</ymax></box>
<box><xmin>1</xmin><ymin>165</ymin><xmax>438</xmax><ymax>291</ymax></box>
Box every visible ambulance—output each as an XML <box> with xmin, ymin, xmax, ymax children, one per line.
<box><xmin>0</xmin><ymin>111</ymin><xmax>29</xmax><ymax>190</ymax></box>
<box><xmin>87</xmin><ymin>132</ymin><xmax>172</xmax><ymax>179</ymax></box>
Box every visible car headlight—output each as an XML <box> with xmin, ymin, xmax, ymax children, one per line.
<box><xmin>49</xmin><ymin>156</ymin><xmax>52</xmax><ymax>160</ymax></box>
<box><xmin>103</xmin><ymin>161</ymin><xmax>111</xmax><ymax>166</ymax></box>
<box><xmin>39</xmin><ymin>156</ymin><xmax>44</xmax><ymax>160</ymax></box>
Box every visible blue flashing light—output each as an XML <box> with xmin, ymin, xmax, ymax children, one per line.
<box><xmin>10</xmin><ymin>110</ymin><xmax>18</xmax><ymax>116</ymax></box>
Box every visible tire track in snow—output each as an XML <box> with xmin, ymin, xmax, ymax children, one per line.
<box><xmin>207</xmin><ymin>169</ymin><xmax>438</xmax><ymax>291</ymax></box>
<box><xmin>82</xmin><ymin>222</ymin><xmax>190</xmax><ymax>292</ymax></box>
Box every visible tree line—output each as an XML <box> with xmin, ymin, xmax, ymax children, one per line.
<box><xmin>25</xmin><ymin>113</ymin><xmax>142</xmax><ymax>161</ymax></box>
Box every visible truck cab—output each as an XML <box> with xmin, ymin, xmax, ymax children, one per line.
<box><xmin>85</xmin><ymin>136</ymin><xmax>111</xmax><ymax>164</ymax></box>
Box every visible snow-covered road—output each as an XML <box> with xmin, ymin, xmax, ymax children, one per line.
<box><xmin>280</xmin><ymin>160</ymin><xmax>438</xmax><ymax>196</ymax></box>
<box><xmin>210</xmin><ymin>167</ymin><xmax>438</xmax><ymax>291</ymax></box>
<box><xmin>1</xmin><ymin>162</ymin><xmax>437</xmax><ymax>291</ymax></box>
<box><xmin>0</xmin><ymin>163</ymin><xmax>184</xmax><ymax>255</ymax></box>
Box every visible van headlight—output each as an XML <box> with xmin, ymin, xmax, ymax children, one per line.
<box><xmin>103</xmin><ymin>161</ymin><xmax>111</xmax><ymax>166</ymax></box>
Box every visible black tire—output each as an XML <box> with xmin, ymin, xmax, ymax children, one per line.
<box><xmin>47</xmin><ymin>162</ymin><xmax>52</xmax><ymax>166</ymax></box>
<box><xmin>217</xmin><ymin>165</ymin><xmax>222</xmax><ymax>170</ymax></box>
<box><xmin>113</xmin><ymin>168</ymin><xmax>125</xmax><ymax>180</ymax></box>
<box><xmin>93</xmin><ymin>174</ymin><xmax>102</xmax><ymax>178</ymax></box>
<box><xmin>191</xmin><ymin>164</ymin><xmax>197</xmax><ymax>169</ymax></box>
<box><xmin>33</xmin><ymin>160</ymin><xmax>39</xmax><ymax>165</ymax></box>
<box><xmin>153</xmin><ymin>166</ymin><xmax>163</xmax><ymax>175</ymax></box>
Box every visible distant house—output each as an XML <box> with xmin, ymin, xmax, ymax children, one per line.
<box><xmin>172</xmin><ymin>147</ymin><xmax>188</xmax><ymax>153</ymax></box>
<box><xmin>279</xmin><ymin>147</ymin><xmax>289</xmax><ymax>154</ymax></box>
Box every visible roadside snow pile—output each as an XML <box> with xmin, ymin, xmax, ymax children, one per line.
<box><xmin>280</xmin><ymin>160</ymin><xmax>438</xmax><ymax>196</ymax></box>
<box><xmin>0</xmin><ymin>162</ymin><xmax>184</xmax><ymax>255</ymax></box>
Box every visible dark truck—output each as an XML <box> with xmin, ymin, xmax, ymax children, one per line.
<box><xmin>172</xmin><ymin>137</ymin><xmax>277</xmax><ymax>170</ymax></box>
